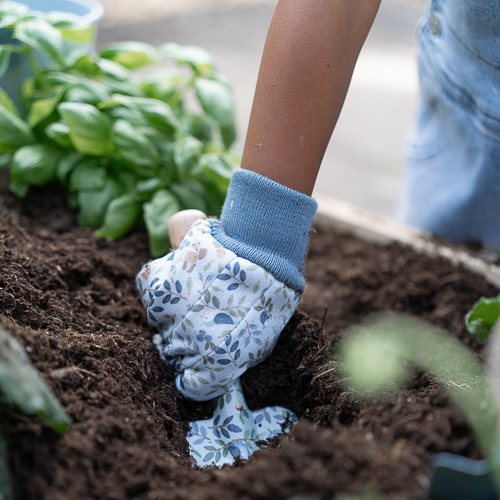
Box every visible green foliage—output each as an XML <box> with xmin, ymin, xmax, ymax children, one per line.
<box><xmin>0</xmin><ymin>327</ymin><xmax>71</xmax><ymax>498</ymax></box>
<box><xmin>466</xmin><ymin>296</ymin><xmax>500</xmax><ymax>343</ymax></box>
<box><xmin>0</xmin><ymin>0</ymin><xmax>239</xmax><ymax>256</ymax></box>
<box><xmin>340</xmin><ymin>313</ymin><xmax>500</xmax><ymax>489</ymax></box>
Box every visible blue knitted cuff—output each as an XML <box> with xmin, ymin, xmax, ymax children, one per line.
<box><xmin>210</xmin><ymin>169</ymin><xmax>317</xmax><ymax>293</ymax></box>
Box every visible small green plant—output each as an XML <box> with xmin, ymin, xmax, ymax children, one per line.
<box><xmin>0</xmin><ymin>328</ymin><xmax>70</xmax><ymax>500</ymax></box>
<box><xmin>0</xmin><ymin>1</ymin><xmax>238</xmax><ymax>256</ymax></box>
<box><xmin>340</xmin><ymin>313</ymin><xmax>500</xmax><ymax>490</ymax></box>
<box><xmin>466</xmin><ymin>296</ymin><xmax>500</xmax><ymax>343</ymax></box>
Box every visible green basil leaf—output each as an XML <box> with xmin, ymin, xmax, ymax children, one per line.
<box><xmin>161</xmin><ymin>43</ymin><xmax>215</xmax><ymax>76</ymax></box>
<box><xmin>9</xmin><ymin>177</ymin><xmax>28</xmax><ymax>198</ymax></box>
<box><xmin>111</xmin><ymin>119</ymin><xmax>158</xmax><ymax>171</ymax></box>
<box><xmin>194</xmin><ymin>77</ymin><xmax>236</xmax><ymax>148</ymax></box>
<box><xmin>96</xmin><ymin>58</ymin><xmax>130</xmax><ymax>81</ymax></box>
<box><xmin>0</xmin><ymin>327</ymin><xmax>71</xmax><ymax>434</ymax></box>
<box><xmin>13</xmin><ymin>19</ymin><xmax>63</xmax><ymax>64</ymax></box>
<box><xmin>136</xmin><ymin>178</ymin><xmax>164</xmax><ymax>199</ymax></box>
<box><xmin>100</xmin><ymin>41</ymin><xmax>158</xmax><ymax>69</ymax></box>
<box><xmin>28</xmin><ymin>90</ymin><xmax>64</xmax><ymax>127</ymax></box>
<box><xmin>100</xmin><ymin>94</ymin><xmax>179</xmax><ymax>136</ymax></box>
<box><xmin>170</xmin><ymin>181</ymin><xmax>208</xmax><ymax>212</ymax></box>
<box><xmin>69</xmin><ymin>159</ymin><xmax>106</xmax><ymax>191</ymax></box>
<box><xmin>0</xmin><ymin>107</ymin><xmax>34</xmax><ymax>153</ymax></box>
<box><xmin>181</xmin><ymin>112</ymin><xmax>213</xmax><ymax>143</ymax></box>
<box><xmin>45</xmin><ymin>122</ymin><xmax>72</xmax><ymax>148</ymax></box>
<box><xmin>10</xmin><ymin>144</ymin><xmax>59</xmax><ymax>190</ymax></box>
<box><xmin>0</xmin><ymin>87</ymin><xmax>18</xmax><ymax>116</ymax></box>
<box><xmin>144</xmin><ymin>189</ymin><xmax>180</xmax><ymax>256</ymax></box>
<box><xmin>0</xmin><ymin>154</ymin><xmax>12</xmax><ymax>171</ymax></box>
<box><xmin>64</xmin><ymin>80</ymin><xmax>109</xmax><ymax>104</ymax></box>
<box><xmin>0</xmin><ymin>45</ymin><xmax>11</xmax><ymax>79</ymax></box>
<box><xmin>140</xmin><ymin>70</ymin><xmax>185</xmax><ymax>108</ymax></box>
<box><xmin>77</xmin><ymin>177</ymin><xmax>122</xmax><ymax>228</ymax></box>
<box><xmin>56</xmin><ymin>152</ymin><xmax>82</xmax><ymax>183</ymax></box>
<box><xmin>59</xmin><ymin>102</ymin><xmax>113</xmax><ymax>156</ymax></box>
<box><xmin>465</xmin><ymin>296</ymin><xmax>500</xmax><ymax>343</ymax></box>
<box><xmin>95</xmin><ymin>194</ymin><xmax>141</xmax><ymax>240</ymax></box>
<box><xmin>174</xmin><ymin>136</ymin><xmax>203</xmax><ymax>177</ymax></box>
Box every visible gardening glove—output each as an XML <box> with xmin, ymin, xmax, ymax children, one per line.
<box><xmin>136</xmin><ymin>169</ymin><xmax>317</xmax><ymax>466</ymax></box>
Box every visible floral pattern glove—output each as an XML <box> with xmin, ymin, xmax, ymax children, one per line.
<box><xmin>136</xmin><ymin>218</ymin><xmax>300</xmax><ymax>402</ymax></box>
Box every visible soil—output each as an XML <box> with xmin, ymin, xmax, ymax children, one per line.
<box><xmin>1</xmin><ymin>176</ymin><xmax>497</xmax><ymax>500</ymax></box>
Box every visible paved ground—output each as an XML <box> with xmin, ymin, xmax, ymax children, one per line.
<box><xmin>99</xmin><ymin>0</ymin><xmax>426</xmax><ymax>217</ymax></box>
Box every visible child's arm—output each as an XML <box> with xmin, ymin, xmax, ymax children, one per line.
<box><xmin>243</xmin><ymin>0</ymin><xmax>381</xmax><ymax>195</ymax></box>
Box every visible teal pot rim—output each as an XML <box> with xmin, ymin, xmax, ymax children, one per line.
<box><xmin>20</xmin><ymin>0</ymin><xmax>104</xmax><ymax>26</ymax></box>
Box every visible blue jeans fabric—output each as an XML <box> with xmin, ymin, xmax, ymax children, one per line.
<box><xmin>397</xmin><ymin>0</ymin><xmax>500</xmax><ymax>244</ymax></box>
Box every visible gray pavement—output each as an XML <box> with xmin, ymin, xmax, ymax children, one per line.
<box><xmin>99</xmin><ymin>1</ymin><xmax>426</xmax><ymax>217</ymax></box>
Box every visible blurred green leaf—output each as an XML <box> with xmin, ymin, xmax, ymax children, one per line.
<box><xmin>194</xmin><ymin>78</ymin><xmax>236</xmax><ymax>148</ymax></box>
<box><xmin>0</xmin><ymin>107</ymin><xmax>34</xmax><ymax>153</ymax></box>
<box><xmin>59</xmin><ymin>102</ymin><xmax>113</xmax><ymax>156</ymax></box>
<box><xmin>174</xmin><ymin>136</ymin><xmax>203</xmax><ymax>177</ymax></box>
<box><xmin>69</xmin><ymin>159</ymin><xmax>106</xmax><ymax>191</ymax></box>
<box><xmin>170</xmin><ymin>180</ymin><xmax>208</xmax><ymax>213</ymax></box>
<box><xmin>77</xmin><ymin>177</ymin><xmax>122</xmax><ymax>228</ymax></box>
<box><xmin>45</xmin><ymin>122</ymin><xmax>72</xmax><ymax>148</ymax></box>
<box><xmin>10</xmin><ymin>145</ymin><xmax>59</xmax><ymax>192</ymax></box>
<box><xmin>466</xmin><ymin>296</ymin><xmax>500</xmax><ymax>343</ymax></box>
<box><xmin>13</xmin><ymin>19</ymin><xmax>63</xmax><ymax>64</ymax></box>
<box><xmin>101</xmin><ymin>41</ymin><xmax>158</xmax><ymax>69</ymax></box>
<box><xmin>0</xmin><ymin>46</ymin><xmax>11</xmax><ymax>80</ymax></box>
<box><xmin>0</xmin><ymin>88</ymin><xmax>18</xmax><ymax>117</ymax></box>
<box><xmin>95</xmin><ymin>194</ymin><xmax>141</xmax><ymax>240</ymax></box>
<box><xmin>0</xmin><ymin>327</ymin><xmax>71</xmax><ymax>434</ymax></box>
<box><xmin>111</xmin><ymin>119</ymin><xmax>158</xmax><ymax>171</ymax></box>
<box><xmin>56</xmin><ymin>152</ymin><xmax>82</xmax><ymax>184</ymax></box>
<box><xmin>144</xmin><ymin>189</ymin><xmax>180</xmax><ymax>256</ymax></box>
<box><xmin>100</xmin><ymin>94</ymin><xmax>179</xmax><ymax>136</ymax></box>
<box><xmin>161</xmin><ymin>43</ymin><xmax>215</xmax><ymax>76</ymax></box>
<box><xmin>28</xmin><ymin>90</ymin><xmax>64</xmax><ymax>127</ymax></box>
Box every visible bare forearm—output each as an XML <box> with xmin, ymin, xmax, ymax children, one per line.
<box><xmin>242</xmin><ymin>0</ymin><xmax>381</xmax><ymax>194</ymax></box>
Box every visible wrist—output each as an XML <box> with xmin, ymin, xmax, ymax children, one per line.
<box><xmin>210</xmin><ymin>169</ymin><xmax>317</xmax><ymax>293</ymax></box>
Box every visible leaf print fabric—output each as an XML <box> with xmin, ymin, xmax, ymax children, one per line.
<box><xmin>136</xmin><ymin>218</ymin><xmax>300</xmax><ymax>401</ymax></box>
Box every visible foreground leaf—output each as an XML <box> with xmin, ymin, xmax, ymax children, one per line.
<box><xmin>466</xmin><ymin>296</ymin><xmax>500</xmax><ymax>343</ymax></box>
<box><xmin>59</xmin><ymin>102</ymin><xmax>113</xmax><ymax>156</ymax></box>
<box><xmin>0</xmin><ymin>328</ymin><xmax>70</xmax><ymax>434</ymax></box>
<box><xmin>95</xmin><ymin>194</ymin><xmax>141</xmax><ymax>240</ymax></box>
<box><xmin>144</xmin><ymin>189</ymin><xmax>180</xmax><ymax>256</ymax></box>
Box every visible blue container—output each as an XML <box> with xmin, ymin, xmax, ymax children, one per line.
<box><xmin>0</xmin><ymin>0</ymin><xmax>104</xmax><ymax>110</ymax></box>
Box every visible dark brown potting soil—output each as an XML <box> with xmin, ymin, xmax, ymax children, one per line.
<box><xmin>1</xmin><ymin>179</ymin><xmax>497</xmax><ymax>500</ymax></box>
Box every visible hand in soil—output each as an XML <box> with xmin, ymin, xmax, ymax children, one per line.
<box><xmin>136</xmin><ymin>216</ymin><xmax>300</xmax><ymax>466</ymax></box>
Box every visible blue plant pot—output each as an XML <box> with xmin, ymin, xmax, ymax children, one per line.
<box><xmin>0</xmin><ymin>0</ymin><xmax>104</xmax><ymax>110</ymax></box>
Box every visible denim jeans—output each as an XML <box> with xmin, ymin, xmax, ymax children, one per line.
<box><xmin>397</xmin><ymin>0</ymin><xmax>500</xmax><ymax>244</ymax></box>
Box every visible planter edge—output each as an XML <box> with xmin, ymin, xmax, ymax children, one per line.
<box><xmin>315</xmin><ymin>195</ymin><xmax>500</xmax><ymax>288</ymax></box>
